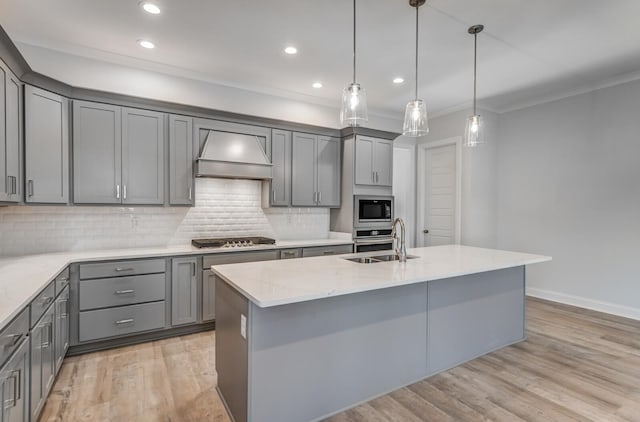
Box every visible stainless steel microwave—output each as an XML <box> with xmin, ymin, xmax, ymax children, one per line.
<box><xmin>354</xmin><ymin>195</ymin><xmax>394</xmax><ymax>228</ymax></box>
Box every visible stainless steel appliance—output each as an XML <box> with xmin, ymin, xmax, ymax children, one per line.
<box><xmin>192</xmin><ymin>236</ymin><xmax>276</xmax><ymax>249</ymax></box>
<box><xmin>354</xmin><ymin>195</ymin><xmax>394</xmax><ymax>229</ymax></box>
<box><xmin>353</xmin><ymin>228</ymin><xmax>394</xmax><ymax>253</ymax></box>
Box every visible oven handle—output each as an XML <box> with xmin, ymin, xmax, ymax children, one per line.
<box><xmin>354</xmin><ymin>238</ymin><xmax>394</xmax><ymax>246</ymax></box>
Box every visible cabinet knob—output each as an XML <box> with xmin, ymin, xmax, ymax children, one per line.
<box><xmin>423</xmin><ymin>229</ymin><xmax>429</xmax><ymax>234</ymax></box>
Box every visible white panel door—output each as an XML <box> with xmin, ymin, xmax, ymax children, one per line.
<box><xmin>422</xmin><ymin>144</ymin><xmax>457</xmax><ymax>246</ymax></box>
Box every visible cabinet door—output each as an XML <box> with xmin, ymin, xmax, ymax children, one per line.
<box><xmin>169</xmin><ymin>114</ymin><xmax>194</xmax><ymax>205</ymax></box>
<box><xmin>354</xmin><ymin>136</ymin><xmax>374</xmax><ymax>185</ymax></box>
<box><xmin>54</xmin><ymin>285</ymin><xmax>70</xmax><ymax>374</ymax></box>
<box><xmin>374</xmin><ymin>139</ymin><xmax>393</xmax><ymax>186</ymax></box>
<box><xmin>1</xmin><ymin>340</ymin><xmax>29</xmax><ymax>422</ymax></box>
<box><xmin>270</xmin><ymin>129</ymin><xmax>291</xmax><ymax>206</ymax></box>
<box><xmin>316</xmin><ymin>136</ymin><xmax>341</xmax><ymax>207</ymax></box>
<box><xmin>122</xmin><ymin>108</ymin><xmax>165</xmax><ymax>205</ymax></box>
<box><xmin>4</xmin><ymin>71</ymin><xmax>22</xmax><ymax>203</ymax></box>
<box><xmin>73</xmin><ymin>100</ymin><xmax>122</xmax><ymax>204</ymax></box>
<box><xmin>30</xmin><ymin>305</ymin><xmax>55</xmax><ymax>421</ymax></box>
<box><xmin>25</xmin><ymin>85</ymin><xmax>69</xmax><ymax>203</ymax></box>
<box><xmin>202</xmin><ymin>269</ymin><xmax>216</xmax><ymax>322</ymax></box>
<box><xmin>291</xmin><ymin>132</ymin><xmax>317</xmax><ymax>206</ymax></box>
<box><xmin>171</xmin><ymin>258</ymin><xmax>197</xmax><ymax>326</ymax></box>
<box><xmin>0</xmin><ymin>63</ymin><xmax>6</xmax><ymax>202</ymax></box>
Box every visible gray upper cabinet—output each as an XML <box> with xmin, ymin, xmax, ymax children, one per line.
<box><xmin>73</xmin><ymin>100</ymin><xmax>166</xmax><ymax>205</ymax></box>
<box><xmin>24</xmin><ymin>85</ymin><xmax>69</xmax><ymax>204</ymax></box>
<box><xmin>269</xmin><ymin>129</ymin><xmax>292</xmax><ymax>206</ymax></box>
<box><xmin>171</xmin><ymin>257</ymin><xmax>198</xmax><ymax>326</ymax></box>
<box><xmin>316</xmin><ymin>136</ymin><xmax>341</xmax><ymax>207</ymax></box>
<box><xmin>355</xmin><ymin>135</ymin><xmax>393</xmax><ymax>187</ymax></box>
<box><xmin>169</xmin><ymin>114</ymin><xmax>194</xmax><ymax>205</ymax></box>
<box><xmin>122</xmin><ymin>108</ymin><xmax>165</xmax><ymax>205</ymax></box>
<box><xmin>73</xmin><ymin>101</ymin><xmax>122</xmax><ymax>204</ymax></box>
<box><xmin>0</xmin><ymin>61</ymin><xmax>22</xmax><ymax>203</ymax></box>
<box><xmin>292</xmin><ymin>132</ymin><xmax>341</xmax><ymax>207</ymax></box>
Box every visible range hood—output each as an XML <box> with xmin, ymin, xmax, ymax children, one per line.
<box><xmin>195</xmin><ymin>130</ymin><xmax>273</xmax><ymax>180</ymax></box>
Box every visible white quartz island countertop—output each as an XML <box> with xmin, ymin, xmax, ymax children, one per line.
<box><xmin>0</xmin><ymin>238</ymin><xmax>352</xmax><ymax>331</ymax></box>
<box><xmin>212</xmin><ymin>245</ymin><xmax>552</xmax><ymax>308</ymax></box>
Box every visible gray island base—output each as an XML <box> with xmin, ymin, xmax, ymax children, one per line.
<box><xmin>213</xmin><ymin>246</ymin><xmax>546</xmax><ymax>422</ymax></box>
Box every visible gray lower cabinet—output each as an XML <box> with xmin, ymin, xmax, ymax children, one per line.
<box><xmin>79</xmin><ymin>302</ymin><xmax>166</xmax><ymax>342</ymax></box>
<box><xmin>73</xmin><ymin>100</ymin><xmax>166</xmax><ymax>205</ymax></box>
<box><xmin>269</xmin><ymin>129</ymin><xmax>292</xmax><ymax>206</ymax></box>
<box><xmin>301</xmin><ymin>244</ymin><xmax>353</xmax><ymax>257</ymax></box>
<box><xmin>291</xmin><ymin>133</ymin><xmax>341</xmax><ymax>207</ymax></box>
<box><xmin>30</xmin><ymin>303</ymin><xmax>56</xmax><ymax>421</ymax></box>
<box><xmin>171</xmin><ymin>257</ymin><xmax>198</xmax><ymax>326</ymax></box>
<box><xmin>354</xmin><ymin>135</ymin><xmax>393</xmax><ymax>187</ymax></box>
<box><xmin>202</xmin><ymin>269</ymin><xmax>216</xmax><ymax>322</ymax></box>
<box><xmin>24</xmin><ymin>85</ymin><xmax>69</xmax><ymax>204</ymax></box>
<box><xmin>0</xmin><ymin>338</ymin><xmax>29</xmax><ymax>422</ymax></box>
<box><xmin>0</xmin><ymin>61</ymin><xmax>22</xmax><ymax>203</ymax></box>
<box><xmin>54</xmin><ymin>285</ymin><xmax>70</xmax><ymax>373</ymax></box>
<box><xmin>169</xmin><ymin>114</ymin><xmax>194</xmax><ymax>205</ymax></box>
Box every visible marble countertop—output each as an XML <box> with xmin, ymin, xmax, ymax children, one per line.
<box><xmin>0</xmin><ymin>237</ymin><xmax>353</xmax><ymax>331</ymax></box>
<box><xmin>212</xmin><ymin>245</ymin><xmax>552</xmax><ymax>308</ymax></box>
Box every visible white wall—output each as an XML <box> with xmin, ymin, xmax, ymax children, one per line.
<box><xmin>0</xmin><ymin>178</ymin><xmax>329</xmax><ymax>257</ymax></box>
<box><xmin>393</xmin><ymin>137</ymin><xmax>417</xmax><ymax>247</ymax></box>
<box><xmin>17</xmin><ymin>43</ymin><xmax>402</xmax><ymax>132</ymax></box>
<box><xmin>496</xmin><ymin>79</ymin><xmax>640</xmax><ymax>319</ymax></box>
<box><xmin>416</xmin><ymin>109</ymin><xmax>499</xmax><ymax>248</ymax></box>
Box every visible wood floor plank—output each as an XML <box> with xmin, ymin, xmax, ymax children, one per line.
<box><xmin>39</xmin><ymin>298</ymin><xmax>640</xmax><ymax>422</ymax></box>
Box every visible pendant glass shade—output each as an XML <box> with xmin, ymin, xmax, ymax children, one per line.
<box><xmin>402</xmin><ymin>99</ymin><xmax>429</xmax><ymax>137</ymax></box>
<box><xmin>463</xmin><ymin>114</ymin><xmax>484</xmax><ymax>146</ymax></box>
<box><xmin>340</xmin><ymin>83</ymin><xmax>368</xmax><ymax>126</ymax></box>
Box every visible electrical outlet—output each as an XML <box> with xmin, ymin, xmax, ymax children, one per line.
<box><xmin>240</xmin><ymin>314</ymin><xmax>247</xmax><ymax>339</ymax></box>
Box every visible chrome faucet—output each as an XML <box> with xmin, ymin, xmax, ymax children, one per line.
<box><xmin>391</xmin><ymin>217</ymin><xmax>407</xmax><ymax>262</ymax></box>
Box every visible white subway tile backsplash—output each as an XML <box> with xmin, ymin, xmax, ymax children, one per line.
<box><xmin>0</xmin><ymin>178</ymin><xmax>330</xmax><ymax>257</ymax></box>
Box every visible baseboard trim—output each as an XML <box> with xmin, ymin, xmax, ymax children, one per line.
<box><xmin>526</xmin><ymin>287</ymin><xmax>640</xmax><ymax>321</ymax></box>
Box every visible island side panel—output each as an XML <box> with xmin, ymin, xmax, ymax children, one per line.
<box><xmin>215</xmin><ymin>278</ymin><xmax>249</xmax><ymax>422</ymax></box>
<box><xmin>426</xmin><ymin>266</ymin><xmax>526</xmax><ymax>375</ymax></box>
<box><xmin>247</xmin><ymin>282</ymin><xmax>429</xmax><ymax>422</ymax></box>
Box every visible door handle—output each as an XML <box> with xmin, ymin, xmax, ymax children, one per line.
<box><xmin>59</xmin><ymin>299</ymin><xmax>69</xmax><ymax>318</ymax></box>
<box><xmin>372</xmin><ymin>171</ymin><xmax>375</xmax><ymax>183</ymax></box>
<box><xmin>116</xmin><ymin>184</ymin><xmax>120</xmax><ymax>199</ymax></box>
<box><xmin>12</xmin><ymin>176</ymin><xmax>17</xmax><ymax>194</ymax></box>
<box><xmin>272</xmin><ymin>189</ymin><xmax>276</xmax><ymax>202</ymax></box>
<box><xmin>192</xmin><ymin>262</ymin><xmax>196</xmax><ymax>277</ymax></box>
<box><xmin>12</xmin><ymin>369</ymin><xmax>21</xmax><ymax>401</ymax></box>
<box><xmin>27</xmin><ymin>180</ymin><xmax>34</xmax><ymax>197</ymax></box>
<box><xmin>423</xmin><ymin>229</ymin><xmax>429</xmax><ymax>234</ymax></box>
<box><xmin>188</xmin><ymin>186</ymin><xmax>192</xmax><ymax>201</ymax></box>
<box><xmin>123</xmin><ymin>185</ymin><xmax>127</xmax><ymax>200</ymax></box>
<box><xmin>42</xmin><ymin>322</ymin><xmax>53</xmax><ymax>348</ymax></box>
<box><xmin>318</xmin><ymin>191</ymin><xmax>322</xmax><ymax>204</ymax></box>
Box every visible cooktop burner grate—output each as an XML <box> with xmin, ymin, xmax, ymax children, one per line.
<box><xmin>191</xmin><ymin>236</ymin><xmax>276</xmax><ymax>248</ymax></box>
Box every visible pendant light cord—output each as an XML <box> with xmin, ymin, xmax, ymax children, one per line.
<box><xmin>414</xmin><ymin>5</ymin><xmax>419</xmax><ymax>100</ymax></box>
<box><xmin>353</xmin><ymin>0</ymin><xmax>357</xmax><ymax>84</ymax></box>
<box><xmin>473</xmin><ymin>32</ymin><xmax>477</xmax><ymax>115</ymax></box>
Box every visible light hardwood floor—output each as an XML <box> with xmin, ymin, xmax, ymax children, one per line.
<box><xmin>40</xmin><ymin>298</ymin><xmax>640</xmax><ymax>422</ymax></box>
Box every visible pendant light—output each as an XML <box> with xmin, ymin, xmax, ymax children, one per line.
<box><xmin>402</xmin><ymin>0</ymin><xmax>428</xmax><ymax>137</ymax></box>
<box><xmin>340</xmin><ymin>0</ymin><xmax>368</xmax><ymax>126</ymax></box>
<box><xmin>464</xmin><ymin>25</ymin><xmax>485</xmax><ymax>147</ymax></box>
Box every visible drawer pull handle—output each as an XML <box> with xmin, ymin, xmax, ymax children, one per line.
<box><xmin>115</xmin><ymin>318</ymin><xmax>134</xmax><ymax>325</ymax></box>
<box><xmin>58</xmin><ymin>277</ymin><xmax>69</xmax><ymax>282</ymax></box>
<box><xmin>283</xmin><ymin>251</ymin><xmax>296</xmax><ymax>256</ymax></box>
<box><xmin>115</xmin><ymin>267</ymin><xmax>134</xmax><ymax>272</ymax></box>
<box><xmin>322</xmin><ymin>251</ymin><xmax>336</xmax><ymax>255</ymax></box>
<box><xmin>40</xmin><ymin>296</ymin><xmax>53</xmax><ymax>305</ymax></box>
<box><xmin>115</xmin><ymin>289</ymin><xmax>135</xmax><ymax>295</ymax></box>
<box><xmin>1</xmin><ymin>334</ymin><xmax>22</xmax><ymax>348</ymax></box>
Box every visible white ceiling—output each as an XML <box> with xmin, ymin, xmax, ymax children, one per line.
<box><xmin>2</xmin><ymin>0</ymin><xmax>640</xmax><ymax>118</ymax></box>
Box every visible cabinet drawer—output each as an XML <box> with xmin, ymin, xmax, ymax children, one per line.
<box><xmin>79</xmin><ymin>259</ymin><xmax>165</xmax><ymax>280</ymax></box>
<box><xmin>30</xmin><ymin>282</ymin><xmax>55</xmax><ymax>328</ymax></box>
<box><xmin>79</xmin><ymin>301</ymin><xmax>166</xmax><ymax>342</ymax></box>
<box><xmin>0</xmin><ymin>307</ymin><xmax>29</xmax><ymax>367</ymax></box>
<box><xmin>203</xmin><ymin>250</ymin><xmax>279</xmax><ymax>267</ymax></box>
<box><xmin>55</xmin><ymin>267</ymin><xmax>70</xmax><ymax>295</ymax></box>
<box><xmin>79</xmin><ymin>273</ymin><xmax>166</xmax><ymax>310</ymax></box>
<box><xmin>279</xmin><ymin>248</ymin><xmax>302</xmax><ymax>259</ymax></box>
<box><xmin>302</xmin><ymin>244</ymin><xmax>353</xmax><ymax>257</ymax></box>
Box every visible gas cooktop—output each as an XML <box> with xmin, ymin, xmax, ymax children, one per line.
<box><xmin>191</xmin><ymin>236</ymin><xmax>276</xmax><ymax>249</ymax></box>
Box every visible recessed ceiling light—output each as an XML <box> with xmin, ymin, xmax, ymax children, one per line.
<box><xmin>138</xmin><ymin>39</ymin><xmax>155</xmax><ymax>49</ymax></box>
<box><xmin>393</xmin><ymin>77</ymin><xmax>405</xmax><ymax>84</ymax></box>
<box><xmin>140</xmin><ymin>2</ymin><xmax>161</xmax><ymax>14</ymax></box>
<box><xmin>284</xmin><ymin>46</ymin><xmax>298</xmax><ymax>55</ymax></box>
<box><xmin>312</xmin><ymin>82</ymin><xmax>323</xmax><ymax>89</ymax></box>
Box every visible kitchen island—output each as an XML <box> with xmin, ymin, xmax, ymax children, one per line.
<box><xmin>212</xmin><ymin>245</ymin><xmax>551</xmax><ymax>422</ymax></box>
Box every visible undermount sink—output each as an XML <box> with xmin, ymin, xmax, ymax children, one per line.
<box><xmin>344</xmin><ymin>254</ymin><xmax>418</xmax><ymax>264</ymax></box>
